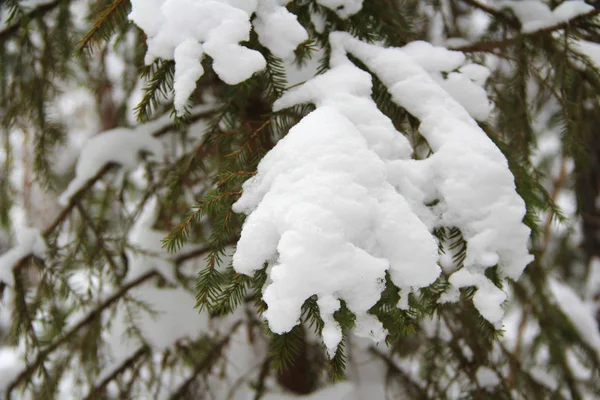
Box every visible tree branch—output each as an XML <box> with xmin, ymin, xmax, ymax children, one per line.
<box><xmin>0</xmin><ymin>0</ymin><xmax>63</xmax><ymax>43</ymax></box>
<box><xmin>84</xmin><ymin>345</ymin><xmax>150</xmax><ymax>400</ymax></box>
<box><xmin>459</xmin><ymin>0</ymin><xmax>520</xmax><ymax>28</ymax></box>
<box><xmin>0</xmin><ymin>106</ymin><xmax>217</xmax><ymax>290</ymax></box>
<box><xmin>5</xmin><ymin>270</ymin><xmax>159</xmax><ymax>398</ymax></box>
<box><xmin>169</xmin><ymin>321</ymin><xmax>242</xmax><ymax>399</ymax></box>
<box><xmin>453</xmin><ymin>9</ymin><xmax>600</xmax><ymax>53</ymax></box>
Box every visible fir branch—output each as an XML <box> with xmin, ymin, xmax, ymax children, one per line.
<box><xmin>84</xmin><ymin>345</ymin><xmax>150</xmax><ymax>400</ymax></box>
<box><xmin>77</xmin><ymin>0</ymin><xmax>130</xmax><ymax>53</ymax></box>
<box><xmin>169</xmin><ymin>321</ymin><xmax>242</xmax><ymax>399</ymax></box>
<box><xmin>0</xmin><ymin>0</ymin><xmax>62</xmax><ymax>43</ymax></box>
<box><xmin>0</xmin><ymin>107</ymin><xmax>216</xmax><ymax>289</ymax></box>
<box><xmin>134</xmin><ymin>59</ymin><xmax>176</xmax><ymax>121</ymax></box>
<box><xmin>5</xmin><ymin>270</ymin><xmax>159</xmax><ymax>398</ymax></box>
<box><xmin>454</xmin><ymin>9</ymin><xmax>600</xmax><ymax>53</ymax></box>
<box><xmin>459</xmin><ymin>0</ymin><xmax>520</xmax><ymax>28</ymax></box>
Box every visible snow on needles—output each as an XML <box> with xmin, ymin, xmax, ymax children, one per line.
<box><xmin>496</xmin><ymin>1</ymin><xmax>593</xmax><ymax>33</ymax></box>
<box><xmin>334</xmin><ymin>34</ymin><xmax>533</xmax><ymax>323</ymax></box>
<box><xmin>59</xmin><ymin>125</ymin><xmax>164</xmax><ymax>206</ymax></box>
<box><xmin>129</xmin><ymin>0</ymin><xmax>312</xmax><ymax>115</ymax></box>
<box><xmin>0</xmin><ymin>227</ymin><xmax>47</xmax><ymax>287</ymax></box>
<box><xmin>233</xmin><ymin>32</ymin><xmax>532</xmax><ymax>355</ymax></box>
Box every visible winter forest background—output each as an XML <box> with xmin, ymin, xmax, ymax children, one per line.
<box><xmin>1</xmin><ymin>0</ymin><xmax>600</xmax><ymax>399</ymax></box>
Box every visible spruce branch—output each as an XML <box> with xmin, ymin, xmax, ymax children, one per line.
<box><xmin>83</xmin><ymin>345</ymin><xmax>150</xmax><ymax>400</ymax></box>
<box><xmin>169</xmin><ymin>321</ymin><xmax>242</xmax><ymax>399</ymax></box>
<box><xmin>0</xmin><ymin>0</ymin><xmax>63</xmax><ymax>43</ymax></box>
<box><xmin>77</xmin><ymin>0</ymin><xmax>129</xmax><ymax>54</ymax></box>
<box><xmin>459</xmin><ymin>0</ymin><xmax>520</xmax><ymax>28</ymax></box>
<box><xmin>5</xmin><ymin>270</ymin><xmax>159</xmax><ymax>398</ymax></box>
<box><xmin>453</xmin><ymin>9</ymin><xmax>600</xmax><ymax>53</ymax></box>
<box><xmin>0</xmin><ymin>106</ymin><xmax>216</xmax><ymax>291</ymax></box>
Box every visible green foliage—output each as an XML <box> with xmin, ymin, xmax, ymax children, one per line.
<box><xmin>134</xmin><ymin>59</ymin><xmax>176</xmax><ymax>121</ymax></box>
<box><xmin>2</xmin><ymin>0</ymin><xmax>600</xmax><ymax>398</ymax></box>
<box><xmin>77</xmin><ymin>0</ymin><xmax>131</xmax><ymax>54</ymax></box>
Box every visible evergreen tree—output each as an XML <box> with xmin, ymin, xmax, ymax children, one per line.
<box><xmin>0</xmin><ymin>0</ymin><xmax>600</xmax><ymax>399</ymax></box>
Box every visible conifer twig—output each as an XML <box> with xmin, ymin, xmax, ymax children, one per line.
<box><xmin>84</xmin><ymin>345</ymin><xmax>150</xmax><ymax>400</ymax></box>
<box><xmin>5</xmin><ymin>270</ymin><xmax>159</xmax><ymax>398</ymax></box>
<box><xmin>77</xmin><ymin>0</ymin><xmax>127</xmax><ymax>53</ymax></box>
<box><xmin>0</xmin><ymin>0</ymin><xmax>62</xmax><ymax>42</ymax></box>
<box><xmin>169</xmin><ymin>321</ymin><xmax>242</xmax><ymax>399</ymax></box>
<box><xmin>454</xmin><ymin>9</ymin><xmax>600</xmax><ymax>53</ymax></box>
<box><xmin>459</xmin><ymin>0</ymin><xmax>519</xmax><ymax>28</ymax></box>
<box><xmin>0</xmin><ymin>106</ymin><xmax>217</xmax><ymax>290</ymax></box>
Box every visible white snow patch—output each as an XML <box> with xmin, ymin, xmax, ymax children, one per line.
<box><xmin>317</xmin><ymin>0</ymin><xmax>363</xmax><ymax>19</ymax></box>
<box><xmin>129</xmin><ymin>0</ymin><xmax>313</xmax><ymax>114</ymax></box>
<box><xmin>549</xmin><ymin>277</ymin><xmax>600</xmax><ymax>359</ymax></box>
<box><xmin>0</xmin><ymin>228</ymin><xmax>47</xmax><ymax>287</ymax></box>
<box><xmin>0</xmin><ymin>347</ymin><xmax>24</xmax><ymax>394</ymax></box>
<box><xmin>254</xmin><ymin>1</ymin><xmax>308</xmax><ymax>59</ymax></box>
<box><xmin>574</xmin><ymin>40</ymin><xmax>600</xmax><ymax>70</ymax></box>
<box><xmin>476</xmin><ymin>366</ymin><xmax>500</xmax><ymax>389</ymax></box>
<box><xmin>497</xmin><ymin>1</ymin><xmax>594</xmax><ymax>33</ymax></box>
<box><xmin>59</xmin><ymin>125</ymin><xmax>164</xmax><ymax>206</ymax></box>
<box><xmin>333</xmin><ymin>33</ymin><xmax>532</xmax><ymax>322</ymax></box>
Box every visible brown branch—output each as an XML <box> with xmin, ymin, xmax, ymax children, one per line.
<box><xmin>84</xmin><ymin>345</ymin><xmax>150</xmax><ymax>400</ymax></box>
<box><xmin>174</xmin><ymin>239</ymin><xmax>237</xmax><ymax>266</ymax></box>
<box><xmin>368</xmin><ymin>347</ymin><xmax>427</xmax><ymax>396</ymax></box>
<box><xmin>5</xmin><ymin>270</ymin><xmax>159</xmax><ymax>398</ymax></box>
<box><xmin>1</xmin><ymin>106</ymin><xmax>216</xmax><ymax>288</ymax></box>
<box><xmin>0</xmin><ymin>0</ymin><xmax>62</xmax><ymax>43</ymax></box>
<box><xmin>169</xmin><ymin>321</ymin><xmax>242</xmax><ymax>399</ymax></box>
<box><xmin>453</xmin><ymin>9</ymin><xmax>600</xmax><ymax>53</ymax></box>
<box><xmin>77</xmin><ymin>0</ymin><xmax>126</xmax><ymax>53</ymax></box>
<box><xmin>459</xmin><ymin>0</ymin><xmax>520</xmax><ymax>28</ymax></box>
<box><xmin>76</xmin><ymin>203</ymin><xmax>122</xmax><ymax>274</ymax></box>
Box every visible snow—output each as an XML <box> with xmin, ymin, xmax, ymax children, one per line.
<box><xmin>232</xmin><ymin>106</ymin><xmax>436</xmax><ymax>354</ymax></box>
<box><xmin>234</xmin><ymin>33</ymin><xmax>531</xmax><ymax>351</ymax></box>
<box><xmin>129</xmin><ymin>0</ymin><xmax>265</xmax><ymax>114</ymax></box>
<box><xmin>549</xmin><ymin>277</ymin><xmax>600</xmax><ymax>358</ymax></box>
<box><xmin>99</xmin><ymin>197</ymin><xmax>209</xmax><ymax>381</ymax></box>
<box><xmin>0</xmin><ymin>347</ymin><xmax>24</xmax><ymax>394</ymax></box>
<box><xmin>476</xmin><ymin>366</ymin><xmax>500</xmax><ymax>389</ymax></box>
<box><xmin>333</xmin><ymin>33</ymin><xmax>532</xmax><ymax>321</ymax></box>
<box><xmin>173</xmin><ymin>38</ymin><xmax>204</xmax><ymax>113</ymax></box>
<box><xmin>574</xmin><ymin>40</ymin><xmax>600</xmax><ymax>70</ymax></box>
<box><xmin>59</xmin><ymin>124</ymin><xmax>164</xmax><ymax>206</ymax></box>
<box><xmin>254</xmin><ymin>1</ymin><xmax>308</xmax><ymax>59</ymax></box>
<box><xmin>317</xmin><ymin>0</ymin><xmax>364</xmax><ymax>19</ymax></box>
<box><xmin>129</xmin><ymin>0</ymin><xmax>313</xmax><ymax>115</ymax></box>
<box><xmin>392</xmin><ymin>41</ymin><xmax>492</xmax><ymax>121</ymax></box>
<box><xmin>497</xmin><ymin>1</ymin><xmax>594</xmax><ymax>33</ymax></box>
<box><xmin>0</xmin><ymin>227</ymin><xmax>47</xmax><ymax>287</ymax></box>
<box><xmin>441</xmin><ymin>268</ymin><xmax>507</xmax><ymax>324</ymax></box>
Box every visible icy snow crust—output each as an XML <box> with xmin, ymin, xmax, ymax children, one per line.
<box><xmin>233</xmin><ymin>32</ymin><xmax>532</xmax><ymax>355</ymax></box>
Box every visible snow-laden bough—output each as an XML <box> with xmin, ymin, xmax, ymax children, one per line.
<box><xmin>233</xmin><ymin>33</ymin><xmax>533</xmax><ymax>356</ymax></box>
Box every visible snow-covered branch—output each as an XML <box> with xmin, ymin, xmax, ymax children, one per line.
<box><xmin>0</xmin><ymin>105</ymin><xmax>216</xmax><ymax>292</ymax></box>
